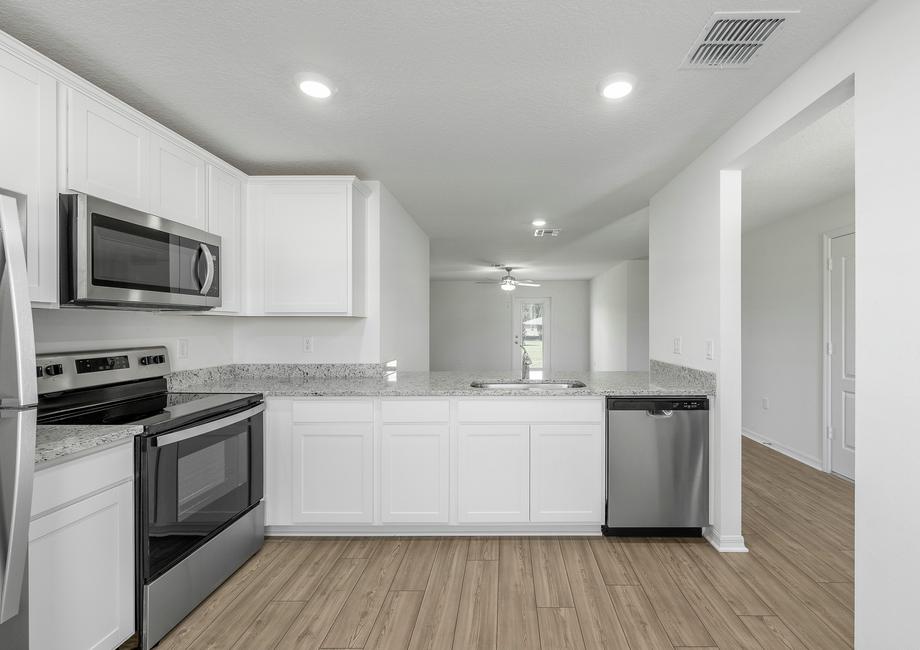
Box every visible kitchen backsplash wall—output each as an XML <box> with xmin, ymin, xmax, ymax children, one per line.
<box><xmin>32</xmin><ymin>308</ymin><xmax>235</xmax><ymax>371</ymax></box>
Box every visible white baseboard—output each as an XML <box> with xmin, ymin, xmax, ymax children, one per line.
<box><xmin>704</xmin><ymin>525</ymin><xmax>748</xmax><ymax>553</ymax></box>
<box><xmin>742</xmin><ymin>427</ymin><xmax>823</xmax><ymax>471</ymax></box>
<box><xmin>266</xmin><ymin>523</ymin><xmax>601</xmax><ymax>536</ymax></box>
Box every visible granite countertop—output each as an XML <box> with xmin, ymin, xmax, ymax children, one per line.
<box><xmin>35</xmin><ymin>424</ymin><xmax>143</xmax><ymax>467</ymax></box>
<box><xmin>171</xmin><ymin>370</ymin><xmax>714</xmax><ymax>398</ymax></box>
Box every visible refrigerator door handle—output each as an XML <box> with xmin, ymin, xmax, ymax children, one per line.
<box><xmin>0</xmin><ymin>194</ymin><xmax>38</xmax><ymax>408</ymax></box>
<box><xmin>0</xmin><ymin>410</ymin><xmax>35</xmax><ymax>624</ymax></box>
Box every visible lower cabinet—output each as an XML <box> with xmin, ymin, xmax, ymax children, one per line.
<box><xmin>267</xmin><ymin>397</ymin><xmax>605</xmax><ymax>529</ymax></box>
<box><xmin>530</xmin><ymin>424</ymin><xmax>605</xmax><ymax>522</ymax></box>
<box><xmin>30</xmin><ymin>444</ymin><xmax>135</xmax><ymax>650</ymax></box>
<box><xmin>381</xmin><ymin>424</ymin><xmax>449</xmax><ymax>523</ymax></box>
<box><xmin>458</xmin><ymin>424</ymin><xmax>531</xmax><ymax>523</ymax></box>
<box><xmin>291</xmin><ymin>421</ymin><xmax>374</xmax><ymax>523</ymax></box>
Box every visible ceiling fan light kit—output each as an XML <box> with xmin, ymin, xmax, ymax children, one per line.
<box><xmin>477</xmin><ymin>266</ymin><xmax>541</xmax><ymax>291</ymax></box>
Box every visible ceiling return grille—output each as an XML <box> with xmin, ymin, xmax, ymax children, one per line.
<box><xmin>681</xmin><ymin>11</ymin><xmax>798</xmax><ymax>69</ymax></box>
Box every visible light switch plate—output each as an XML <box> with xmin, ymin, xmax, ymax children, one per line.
<box><xmin>762</xmin><ymin>397</ymin><xmax>770</xmax><ymax>410</ymax></box>
<box><xmin>705</xmin><ymin>339</ymin><xmax>714</xmax><ymax>360</ymax></box>
<box><xmin>177</xmin><ymin>338</ymin><xmax>189</xmax><ymax>360</ymax></box>
<box><xmin>302</xmin><ymin>336</ymin><xmax>314</xmax><ymax>353</ymax></box>
<box><xmin>673</xmin><ymin>337</ymin><xmax>682</xmax><ymax>355</ymax></box>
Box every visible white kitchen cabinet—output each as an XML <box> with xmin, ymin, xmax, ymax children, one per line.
<box><xmin>458</xmin><ymin>424</ymin><xmax>530</xmax><ymax>523</ymax></box>
<box><xmin>149</xmin><ymin>133</ymin><xmax>207</xmax><ymax>229</ymax></box>
<box><xmin>207</xmin><ymin>164</ymin><xmax>243</xmax><ymax>313</ymax></box>
<box><xmin>530</xmin><ymin>424</ymin><xmax>605</xmax><ymax>523</ymax></box>
<box><xmin>247</xmin><ymin>177</ymin><xmax>368</xmax><ymax>316</ymax></box>
<box><xmin>0</xmin><ymin>48</ymin><xmax>58</xmax><ymax>305</ymax></box>
<box><xmin>381</xmin><ymin>424</ymin><xmax>449</xmax><ymax>523</ymax></box>
<box><xmin>65</xmin><ymin>87</ymin><xmax>150</xmax><ymax>211</ymax></box>
<box><xmin>290</xmin><ymin>399</ymin><xmax>374</xmax><ymax>523</ymax></box>
<box><xmin>30</xmin><ymin>443</ymin><xmax>134</xmax><ymax>650</ymax></box>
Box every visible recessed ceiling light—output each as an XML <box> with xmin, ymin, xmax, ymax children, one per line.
<box><xmin>299</xmin><ymin>74</ymin><xmax>336</xmax><ymax>99</ymax></box>
<box><xmin>599</xmin><ymin>73</ymin><xmax>636</xmax><ymax>100</ymax></box>
<box><xmin>532</xmin><ymin>218</ymin><xmax>547</xmax><ymax>227</ymax></box>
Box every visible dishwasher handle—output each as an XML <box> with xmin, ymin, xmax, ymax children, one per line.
<box><xmin>646</xmin><ymin>409</ymin><xmax>674</xmax><ymax>418</ymax></box>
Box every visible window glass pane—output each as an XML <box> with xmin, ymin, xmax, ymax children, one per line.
<box><xmin>520</xmin><ymin>302</ymin><xmax>545</xmax><ymax>370</ymax></box>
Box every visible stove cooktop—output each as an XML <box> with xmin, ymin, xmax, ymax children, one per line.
<box><xmin>38</xmin><ymin>390</ymin><xmax>262</xmax><ymax>433</ymax></box>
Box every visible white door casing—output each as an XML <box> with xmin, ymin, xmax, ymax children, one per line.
<box><xmin>827</xmin><ymin>231</ymin><xmax>856</xmax><ymax>479</ymax></box>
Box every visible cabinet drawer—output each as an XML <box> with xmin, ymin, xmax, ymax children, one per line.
<box><xmin>457</xmin><ymin>399</ymin><xmax>603</xmax><ymax>423</ymax></box>
<box><xmin>291</xmin><ymin>400</ymin><xmax>373</xmax><ymax>423</ymax></box>
<box><xmin>381</xmin><ymin>400</ymin><xmax>449</xmax><ymax>423</ymax></box>
<box><xmin>32</xmin><ymin>442</ymin><xmax>134</xmax><ymax>518</ymax></box>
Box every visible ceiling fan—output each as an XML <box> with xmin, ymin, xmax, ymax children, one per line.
<box><xmin>476</xmin><ymin>266</ymin><xmax>541</xmax><ymax>291</ymax></box>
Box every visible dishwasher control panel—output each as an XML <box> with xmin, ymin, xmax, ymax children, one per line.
<box><xmin>606</xmin><ymin>396</ymin><xmax>709</xmax><ymax>411</ymax></box>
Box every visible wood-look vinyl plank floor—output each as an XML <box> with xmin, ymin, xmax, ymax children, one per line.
<box><xmin>147</xmin><ymin>437</ymin><xmax>852</xmax><ymax>650</ymax></box>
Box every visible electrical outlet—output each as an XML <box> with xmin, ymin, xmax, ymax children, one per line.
<box><xmin>705</xmin><ymin>339</ymin><xmax>714</xmax><ymax>360</ymax></box>
<box><xmin>177</xmin><ymin>338</ymin><xmax>189</xmax><ymax>360</ymax></box>
<box><xmin>762</xmin><ymin>397</ymin><xmax>770</xmax><ymax>410</ymax></box>
<box><xmin>673</xmin><ymin>337</ymin><xmax>682</xmax><ymax>355</ymax></box>
<box><xmin>302</xmin><ymin>336</ymin><xmax>314</xmax><ymax>353</ymax></box>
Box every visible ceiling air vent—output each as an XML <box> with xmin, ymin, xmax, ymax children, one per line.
<box><xmin>533</xmin><ymin>228</ymin><xmax>561</xmax><ymax>237</ymax></box>
<box><xmin>681</xmin><ymin>11</ymin><xmax>798</xmax><ymax>69</ymax></box>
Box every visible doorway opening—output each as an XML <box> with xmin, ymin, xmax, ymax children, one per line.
<box><xmin>512</xmin><ymin>297</ymin><xmax>551</xmax><ymax>379</ymax></box>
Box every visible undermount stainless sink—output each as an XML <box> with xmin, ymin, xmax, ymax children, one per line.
<box><xmin>470</xmin><ymin>380</ymin><xmax>587</xmax><ymax>389</ymax></box>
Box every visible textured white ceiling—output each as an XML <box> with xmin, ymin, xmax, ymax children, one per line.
<box><xmin>0</xmin><ymin>0</ymin><xmax>871</xmax><ymax>279</ymax></box>
<box><xmin>743</xmin><ymin>98</ymin><xmax>854</xmax><ymax>232</ymax></box>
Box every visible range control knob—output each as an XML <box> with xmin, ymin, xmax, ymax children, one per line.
<box><xmin>44</xmin><ymin>363</ymin><xmax>64</xmax><ymax>377</ymax></box>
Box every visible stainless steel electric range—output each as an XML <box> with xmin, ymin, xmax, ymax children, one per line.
<box><xmin>36</xmin><ymin>346</ymin><xmax>264</xmax><ymax>650</ymax></box>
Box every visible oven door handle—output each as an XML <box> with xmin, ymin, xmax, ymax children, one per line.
<box><xmin>198</xmin><ymin>243</ymin><xmax>215</xmax><ymax>295</ymax></box>
<box><xmin>152</xmin><ymin>403</ymin><xmax>265</xmax><ymax>447</ymax></box>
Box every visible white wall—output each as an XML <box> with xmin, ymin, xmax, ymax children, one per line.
<box><xmin>379</xmin><ymin>183</ymin><xmax>430</xmax><ymax>370</ymax></box>
<box><xmin>742</xmin><ymin>194</ymin><xmax>854</xmax><ymax>466</ymax></box>
<box><xmin>589</xmin><ymin>259</ymin><xmax>649</xmax><ymax>371</ymax></box>
<box><xmin>430</xmin><ymin>280</ymin><xmax>589</xmax><ymax>372</ymax></box>
<box><xmin>32</xmin><ymin>308</ymin><xmax>235</xmax><ymax>371</ymax></box>
<box><xmin>646</xmin><ymin>1</ymin><xmax>920</xmax><ymax>641</ymax></box>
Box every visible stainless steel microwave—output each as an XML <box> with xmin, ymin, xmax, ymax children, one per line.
<box><xmin>59</xmin><ymin>193</ymin><xmax>221</xmax><ymax>310</ymax></box>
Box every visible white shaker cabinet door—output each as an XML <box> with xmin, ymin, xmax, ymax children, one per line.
<box><xmin>29</xmin><ymin>481</ymin><xmax>135</xmax><ymax>650</ymax></box>
<box><xmin>530</xmin><ymin>424</ymin><xmax>605</xmax><ymax>523</ymax></box>
<box><xmin>458</xmin><ymin>424</ymin><xmax>530</xmax><ymax>523</ymax></box>
<box><xmin>291</xmin><ymin>422</ymin><xmax>374</xmax><ymax>523</ymax></box>
<box><xmin>381</xmin><ymin>424</ymin><xmax>449</xmax><ymax>523</ymax></box>
<box><xmin>0</xmin><ymin>49</ymin><xmax>58</xmax><ymax>304</ymax></box>
<box><xmin>207</xmin><ymin>164</ymin><xmax>242</xmax><ymax>312</ymax></box>
<box><xmin>66</xmin><ymin>87</ymin><xmax>150</xmax><ymax>211</ymax></box>
<box><xmin>149</xmin><ymin>133</ymin><xmax>207</xmax><ymax>229</ymax></box>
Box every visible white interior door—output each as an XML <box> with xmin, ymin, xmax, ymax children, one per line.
<box><xmin>829</xmin><ymin>232</ymin><xmax>856</xmax><ymax>479</ymax></box>
<box><xmin>512</xmin><ymin>297</ymin><xmax>551</xmax><ymax>378</ymax></box>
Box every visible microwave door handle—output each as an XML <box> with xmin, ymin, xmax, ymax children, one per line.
<box><xmin>198</xmin><ymin>243</ymin><xmax>214</xmax><ymax>295</ymax></box>
<box><xmin>152</xmin><ymin>403</ymin><xmax>265</xmax><ymax>447</ymax></box>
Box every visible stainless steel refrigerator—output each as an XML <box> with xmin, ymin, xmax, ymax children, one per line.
<box><xmin>0</xmin><ymin>193</ymin><xmax>37</xmax><ymax>649</ymax></box>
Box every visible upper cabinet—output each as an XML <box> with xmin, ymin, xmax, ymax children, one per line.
<box><xmin>247</xmin><ymin>177</ymin><xmax>369</xmax><ymax>316</ymax></box>
<box><xmin>65</xmin><ymin>87</ymin><xmax>150</xmax><ymax>212</ymax></box>
<box><xmin>149</xmin><ymin>133</ymin><xmax>207</xmax><ymax>229</ymax></box>
<box><xmin>0</xmin><ymin>48</ymin><xmax>58</xmax><ymax>305</ymax></box>
<box><xmin>208</xmin><ymin>164</ymin><xmax>243</xmax><ymax>313</ymax></box>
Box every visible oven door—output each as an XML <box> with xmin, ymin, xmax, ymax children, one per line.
<box><xmin>140</xmin><ymin>403</ymin><xmax>263</xmax><ymax>581</ymax></box>
<box><xmin>63</xmin><ymin>193</ymin><xmax>221</xmax><ymax>309</ymax></box>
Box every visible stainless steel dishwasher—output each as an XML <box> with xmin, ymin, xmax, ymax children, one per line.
<box><xmin>603</xmin><ymin>397</ymin><xmax>709</xmax><ymax>536</ymax></box>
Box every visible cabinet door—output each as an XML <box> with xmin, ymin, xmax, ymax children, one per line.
<box><xmin>149</xmin><ymin>133</ymin><xmax>207</xmax><ymax>228</ymax></box>
<box><xmin>29</xmin><ymin>481</ymin><xmax>134</xmax><ymax>650</ymax></box>
<box><xmin>530</xmin><ymin>424</ymin><xmax>605</xmax><ymax>523</ymax></box>
<box><xmin>458</xmin><ymin>424</ymin><xmax>529</xmax><ymax>523</ymax></box>
<box><xmin>66</xmin><ymin>87</ymin><xmax>149</xmax><ymax>211</ymax></box>
<box><xmin>208</xmin><ymin>165</ymin><xmax>242</xmax><ymax>312</ymax></box>
<box><xmin>262</xmin><ymin>182</ymin><xmax>350</xmax><ymax>314</ymax></box>
<box><xmin>0</xmin><ymin>49</ymin><xmax>57</xmax><ymax>304</ymax></box>
<box><xmin>291</xmin><ymin>422</ymin><xmax>373</xmax><ymax>523</ymax></box>
<box><xmin>381</xmin><ymin>424</ymin><xmax>449</xmax><ymax>523</ymax></box>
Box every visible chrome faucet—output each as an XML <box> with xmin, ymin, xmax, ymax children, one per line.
<box><xmin>519</xmin><ymin>342</ymin><xmax>532</xmax><ymax>381</ymax></box>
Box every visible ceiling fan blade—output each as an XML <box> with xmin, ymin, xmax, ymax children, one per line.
<box><xmin>515</xmin><ymin>281</ymin><xmax>541</xmax><ymax>287</ymax></box>
<box><xmin>475</xmin><ymin>281</ymin><xmax>499</xmax><ymax>284</ymax></box>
